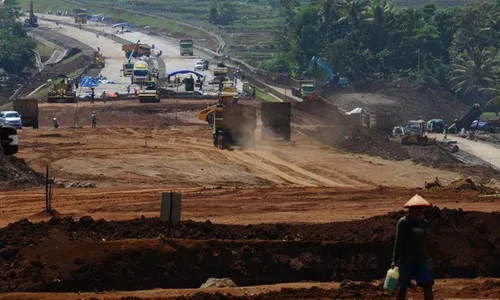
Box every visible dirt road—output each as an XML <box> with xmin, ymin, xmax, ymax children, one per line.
<box><xmin>449</xmin><ymin>135</ymin><xmax>500</xmax><ymax>170</ymax></box>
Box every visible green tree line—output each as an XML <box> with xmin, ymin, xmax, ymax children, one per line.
<box><xmin>0</xmin><ymin>0</ymin><xmax>36</xmax><ymax>76</ymax></box>
<box><xmin>264</xmin><ymin>0</ymin><xmax>500</xmax><ymax>109</ymax></box>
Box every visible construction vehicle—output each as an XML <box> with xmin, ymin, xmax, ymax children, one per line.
<box><xmin>73</xmin><ymin>8</ymin><xmax>87</xmax><ymax>24</ymax></box>
<box><xmin>122</xmin><ymin>43</ymin><xmax>151</xmax><ymax>58</ymax></box>
<box><xmin>309</xmin><ymin>56</ymin><xmax>348</xmax><ymax>87</ymax></box>
<box><xmin>214</xmin><ymin>62</ymin><xmax>228</xmax><ymax>77</ymax></box>
<box><xmin>213</xmin><ymin>104</ymin><xmax>256</xmax><ymax>150</ymax></box>
<box><xmin>448</xmin><ymin>103</ymin><xmax>482</xmax><ymax>133</ymax></box>
<box><xmin>261</xmin><ymin>102</ymin><xmax>291</xmax><ymax>141</ymax></box>
<box><xmin>131</xmin><ymin>60</ymin><xmax>149</xmax><ymax>84</ymax></box>
<box><xmin>47</xmin><ymin>75</ymin><xmax>76</xmax><ymax>103</ymax></box>
<box><xmin>179</xmin><ymin>39</ymin><xmax>193</xmax><ymax>56</ymax></box>
<box><xmin>291</xmin><ymin>79</ymin><xmax>315</xmax><ymax>100</ymax></box>
<box><xmin>427</xmin><ymin>119</ymin><xmax>444</xmax><ymax>133</ymax></box>
<box><xmin>198</xmin><ymin>82</ymin><xmax>238</xmax><ymax>126</ymax></box>
<box><xmin>91</xmin><ymin>50</ymin><xmax>105</xmax><ymax>68</ymax></box>
<box><xmin>401</xmin><ymin>120</ymin><xmax>436</xmax><ymax>145</ymax></box>
<box><xmin>23</xmin><ymin>1</ymin><xmax>38</xmax><ymax>28</ymax></box>
<box><xmin>138</xmin><ymin>80</ymin><xmax>160</xmax><ymax>103</ymax></box>
<box><xmin>13</xmin><ymin>98</ymin><xmax>39</xmax><ymax>128</ymax></box>
<box><xmin>0</xmin><ymin>126</ymin><xmax>19</xmax><ymax>155</ymax></box>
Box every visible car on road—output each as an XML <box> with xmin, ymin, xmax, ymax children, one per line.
<box><xmin>194</xmin><ymin>61</ymin><xmax>204</xmax><ymax>71</ymax></box>
<box><xmin>0</xmin><ymin>111</ymin><xmax>23</xmax><ymax>129</ymax></box>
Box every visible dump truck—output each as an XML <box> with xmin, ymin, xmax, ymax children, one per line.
<box><xmin>13</xmin><ymin>98</ymin><xmax>39</xmax><ymax>128</ymax></box>
<box><xmin>91</xmin><ymin>51</ymin><xmax>105</xmax><ymax>68</ymax></box>
<box><xmin>261</xmin><ymin>102</ymin><xmax>291</xmax><ymax>141</ymax></box>
<box><xmin>179</xmin><ymin>39</ymin><xmax>193</xmax><ymax>56</ymax></box>
<box><xmin>401</xmin><ymin>120</ymin><xmax>436</xmax><ymax>146</ymax></box>
<box><xmin>213</xmin><ymin>104</ymin><xmax>257</xmax><ymax>150</ymax></box>
<box><xmin>448</xmin><ymin>103</ymin><xmax>482</xmax><ymax>133</ymax></box>
<box><xmin>291</xmin><ymin>79</ymin><xmax>315</xmax><ymax>100</ymax></box>
<box><xmin>47</xmin><ymin>75</ymin><xmax>76</xmax><ymax>103</ymax></box>
<box><xmin>122</xmin><ymin>43</ymin><xmax>151</xmax><ymax>58</ymax></box>
<box><xmin>23</xmin><ymin>1</ymin><xmax>38</xmax><ymax>27</ymax></box>
<box><xmin>73</xmin><ymin>8</ymin><xmax>87</xmax><ymax>24</ymax></box>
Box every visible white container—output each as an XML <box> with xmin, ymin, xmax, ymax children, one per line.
<box><xmin>383</xmin><ymin>267</ymin><xmax>399</xmax><ymax>292</ymax></box>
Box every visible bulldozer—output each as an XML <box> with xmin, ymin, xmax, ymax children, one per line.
<box><xmin>47</xmin><ymin>75</ymin><xmax>77</xmax><ymax>103</ymax></box>
<box><xmin>401</xmin><ymin>120</ymin><xmax>436</xmax><ymax>146</ymax></box>
<box><xmin>91</xmin><ymin>51</ymin><xmax>105</xmax><ymax>68</ymax></box>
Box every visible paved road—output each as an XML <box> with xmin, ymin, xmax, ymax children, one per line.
<box><xmin>432</xmin><ymin>134</ymin><xmax>500</xmax><ymax>170</ymax></box>
<box><xmin>39</xmin><ymin>15</ymin><xmax>233</xmax><ymax>95</ymax></box>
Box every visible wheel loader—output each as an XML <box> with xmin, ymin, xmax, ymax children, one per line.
<box><xmin>401</xmin><ymin>120</ymin><xmax>436</xmax><ymax>146</ymax></box>
<box><xmin>47</xmin><ymin>75</ymin><xmax>77</xmax><ymax>103</ymax></box>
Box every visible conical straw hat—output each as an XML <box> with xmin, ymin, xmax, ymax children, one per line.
<box><xmin>404</xmin><ymin>194</ymin><xmax>432</xmax><ymax>208</ymax></box>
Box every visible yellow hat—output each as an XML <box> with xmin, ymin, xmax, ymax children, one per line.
<box><xmin>404</xmin><ymin>194</ymin><xmax>432</xmax><ymax>208</ymax></box>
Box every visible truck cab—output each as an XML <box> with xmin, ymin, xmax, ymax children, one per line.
<box><xmin>179</xmin><ymin>39</ymin><xmax>193</xmax><ymax>56</ymax></box>
<box><xmin>292</xmin><ymin>80</ymin><xmax>315</xmax><ymax>100</ymax></box>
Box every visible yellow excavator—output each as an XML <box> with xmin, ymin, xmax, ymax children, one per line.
<box><xmin>198</xmin><ymin>81</ymin><xmax>237</xmax><ymax>126</ymax></box>
<box><xmin>91</xmin><ymin>50</ymin><xmax>105</xmax><ymax>68</ymax></box>
<box><xmin>47</xmin><ymin>75</ymin><xmax>77</xmax><ymax>103</ymax></box>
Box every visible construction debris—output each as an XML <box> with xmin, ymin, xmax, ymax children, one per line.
<box><xmin>200</xmin><ymin>278</ymin><xmax>237</xmax><ymax>289</ymax></box>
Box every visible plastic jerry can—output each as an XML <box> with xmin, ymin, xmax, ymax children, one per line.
<box><xmin>383</xmin><ymin>267</ymin><xmax>399</xmax><ymax>292</ymax></box>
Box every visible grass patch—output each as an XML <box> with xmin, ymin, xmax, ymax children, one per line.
<box><xmin>256</xmin><ymin>88</ymin><xmax>279</xmax><ymax>102</ymax></box>
<box><xmin>481</xmin><ymin>112</ymin><xmax>498</xmax><ymax>119</ymax></box>
<box><xmin>60</xmin><ymin>52</ymin><xmax>83</xmax><ymax>65</ymax></box>
<box><xmin>35</xmin><ymin>42</ymin><xmax>55</xmax><ymax>58</ymax></box>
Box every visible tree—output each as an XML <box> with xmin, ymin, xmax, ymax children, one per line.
<box><xmin>208</xmin><ymin>1</ymin><xmax>239</xmax><ymax>26</ymax></box>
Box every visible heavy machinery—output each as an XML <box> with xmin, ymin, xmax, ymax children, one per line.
<box><xmin>0</xmin><ymin>126</ymin><xmax>19</xmax><ymax>155</ymax></box>
<box><xmin>401</xmin><ymin>120</ymin><xmax>436</xmax><ymax>145</ymax></box>
<box><xmin>213</xmin><ymin>104</ymin><xmax>257</xmax><ymax>150</ymax></box>
<box><xmin>122</xmin><ymin>43</ymin><xmax>151</xmax><ymax>58</ymax></box>
<box><xmin>261</xmin><ymin>102</ymin><xmax>291</xmax><ymax>141</ymax></box>
<box><xmin>73</xmin><ymin>8</ymin><xmax>87</xmax><ymax>24</ymax></box>
<box><xmin>291</xmin><ymin>79</ymin><xmax>315</xmax><ymax>100</ymax></box>
<box><xmin>91</xmin><ymin>50</ymin><xmax>105</xmax><ymax>68</ymax></box>
<box><xmin>427</xmin><ymin>119</ymin><xmax>444</xmax><ymax>133</ymax></box>
<box><xmin>131</xmin><ymin>60</ymin><xmax>149</xmax><ymax>84</ymax></box>
<box><xmin>198</xmin><ymin>81</ymin><xmax>238</xmax><ymax>126</ymax></box>
<box><xmin>47</xmin><ymin>75</ymin><xmax>76</xmax><ymax>103</ymax></box>
<box><xmin>13</xmin><ymin>98</ymin><xmax>39</xmax><ymax>128</ymax></box>
<box><xmin>448</xmin><ymin>103</ymin><xmax>482</xmax><ymax>133</ymax></box>
<box><xmin>138</xmin><ymin>80</ymin><xmax>159</xmax><ymax>103</ymax></box>
<box><xmin>179</xmin><ymin>39</ymin><xmax>193</xmax><ymax>56</ymax></box>
<box><xmin>308</xmin><ymin>56</ymin><xmax>348</xmax><ymax>87</ymax></box>
<box><xmin>214</xmin><ymin>62</ymin><xmax>228</xmax><ymax>77</ymax></box>
<box><xmin>23</xmin><ymin>1</ymin><xmax>38</xmax><ymax>28</ymax></box>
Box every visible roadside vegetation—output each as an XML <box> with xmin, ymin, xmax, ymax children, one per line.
<box><xmin>0</xmin><ymin>0</ymin><xmax>36</xmax><ymax>76</ymax></box>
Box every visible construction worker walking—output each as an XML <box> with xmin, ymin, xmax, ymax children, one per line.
<box><xmin>392</xmin><ymin>194</ymin><xmax>434</xmax><ymax>300</ymax></box>
<box><xmin>91</xmin><ymin>111</ymin><xmax>97</xmax><ymax>128</ymax></box>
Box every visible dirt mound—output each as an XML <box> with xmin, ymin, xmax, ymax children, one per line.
<box><xmin>445</xmin><ymin>177</ymin><xmax>497</xmax><ymax>194</ymax></box>
<box><xmin>0</xmin><ymin>208</ymin><xmax>498</xmax><ymax>292</ymax></box>
<box><xmin>331</xmin><ymin>78</ymin><xmax>469</xmax><ymax>124</ymax></box>
<box><xmin>0</xmin><ymin>155</ymin><xmax>44</xmax><ymax>189</ymax></box>
<box><xmin>304</xmin><ymin>126</ymin><xmax>410</xmax><ymax>160</ymax></box>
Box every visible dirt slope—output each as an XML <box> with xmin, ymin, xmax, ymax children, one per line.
<box><xmin>0</xmin><ymin>155</ymin><xmax>44</xmax><ymax>189</ymax></box>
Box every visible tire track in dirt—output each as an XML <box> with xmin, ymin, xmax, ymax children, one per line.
<box><xmin>251</xmin><ymin>151</ymin><xmax>351</xmax><ymax>187</ymax></box>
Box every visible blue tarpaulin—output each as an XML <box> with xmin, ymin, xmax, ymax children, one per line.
<box><xmin>112</xmin><ymin>22</ymin><xmax>135</xmax><ymax>29</ymax></box>
<box><xmin>167</xmin><ymin>70</ymin><xmax>204</xmax><ymax>78</ymax></box>
<box><xmin>80</xmin><ymin>76</ymin><xmax>98</xmax><ymax>87</ymax></box>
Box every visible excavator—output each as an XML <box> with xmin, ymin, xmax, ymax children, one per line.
<box><xmin>309</xmin><ymin>56</ymin><xmax>348</xmax><ymax>87</ymax></box>
<box><xmin>122</xmin><ymin>40</ymin><xmax>141</xmax><ymax>77</ymax></box>
<box><xmin>198</xmin><ymin>81</ymin><xmax>237</xmax><ymax>126</ymax></box>
<box><xmin>91</xmin><ymin>50</ymin><xmax>105</xmax><ymax>68</ymax></box>
<box><xmin>47</xmin><ymin>75</ymin><xmax>77</xmax><ymax>103</ymax></box>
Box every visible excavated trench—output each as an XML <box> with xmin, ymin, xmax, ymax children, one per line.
<box><xmin>0</xmin><ymin>208</ymin><xmax>498</xmax><ymax>292</ymax></box>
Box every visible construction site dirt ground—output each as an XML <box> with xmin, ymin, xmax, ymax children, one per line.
<box><xmin>1</xmin><ymin>99</ymin><xmax>499</xmax><ymax>300</ymax></box>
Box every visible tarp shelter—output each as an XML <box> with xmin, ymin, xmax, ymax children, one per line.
<box><xmin>167</xmin><ymin>70</ymin><xmax>204</xmax><ymax>79</ymax></box>
<box><xmin>80</xmin><ymin>76</ymin><xmax>98</xmax><ymax>87</ymax></box>
<box><xmin>112</xmin><ymin>22</ymin><xmax>135</xmax><ymax>29</ymax></box>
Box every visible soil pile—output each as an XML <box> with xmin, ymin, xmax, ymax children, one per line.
<box><xmin>332</xmin><ymin>78</ymin><xmax>469</xmax><ymax>124</ymax></box>
<box><xmin>304</xmin><ymin>126</ymin><xmax>410</xmax><ymax>160</ymax></box>
<box><xmin>0</xmin><ymin>208</ymin><xmax>498</xmax><ymax>292</ymax></box>
<box><xmin>445</xmin><ymin>177</ymin><xmax>497</xmax><ymax>194</ymax></box>
<box><xmin>0</xmin><ymin>155</ymin><xmax>44</xmax><ymax>189</ymax></box>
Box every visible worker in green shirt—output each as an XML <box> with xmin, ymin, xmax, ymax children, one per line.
<box><xmin>391</xmin><ymin>194</ymin><xmax>434</xmax><ymax>300</ymax></box>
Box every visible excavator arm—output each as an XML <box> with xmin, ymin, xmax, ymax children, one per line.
<box><xmin>128</xmin><ymin>40</ymin><xmax>141</xmax><ymax>63</ymax></box>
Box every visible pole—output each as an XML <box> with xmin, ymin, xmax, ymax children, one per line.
<box><xmin>45</xmin><ymin>166</ymin><xmax>49</xmax><ymax>212</ymax></box>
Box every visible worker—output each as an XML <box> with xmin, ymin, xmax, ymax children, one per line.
<box><xmin>443</xmin><ymin>125</ymin><xmax>448</xmax><ymax>140</ymax></box>
<box><xmin>90</xmin><ymin>88</ymin><xmax>95</xmax><ymax>104</ymax></box>
<box><xmin>126</xmin><ymin>85</ymin><xmax>131</xmax><ymax>96</ymax></box>
<box><xmin>101</xmin><ymin>91</ymin><xmax>107</xmax><ymax>103</ymax></box>
<box><xmin>392</xmin><ymin>194</ymin><xmax>434</xmax><ymax>300</ymax></box>
<box><xmin>52</xmin><ymin>118</ymin><xmax>59</xmax><ymax>129</ymax></box>
<box><xmin>74</xmin><ymin>79</ymin><xmax>79</xmax><ymax>90</ymax></box>
<box><xmin>91</xmin><ymin>111</ymin><xmax>97</xmax><ymax>128</ymax></box>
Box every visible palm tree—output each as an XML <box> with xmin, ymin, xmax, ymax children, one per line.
<box><xmin>450</xmin><ymin>48</ymin><xmax>498</xmax><ymax>103</ymax></box>
<box><xmin>336</xmin><ymin>0</ymin><xmax>370</xmax><ymax>25</ymax></box>
<box><xmin>364</xmin><ymin>0</ymin><xmax>394</xmax><ymax>25</ymax></box>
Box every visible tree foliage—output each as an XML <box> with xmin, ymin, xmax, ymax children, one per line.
<box><xmin>264</xmin><ymin>0</ymin><xmax>500</xmax><ymax>106</ymax></box>
<box><xmin>0</xmin><ymin>0</ymin><xmax>36</xmax><ymax>75</ymax></box>
<box><xmin>208</xmin><ymin>0</ymin><xmax>239</xmax><ymax>26</ymax></box>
